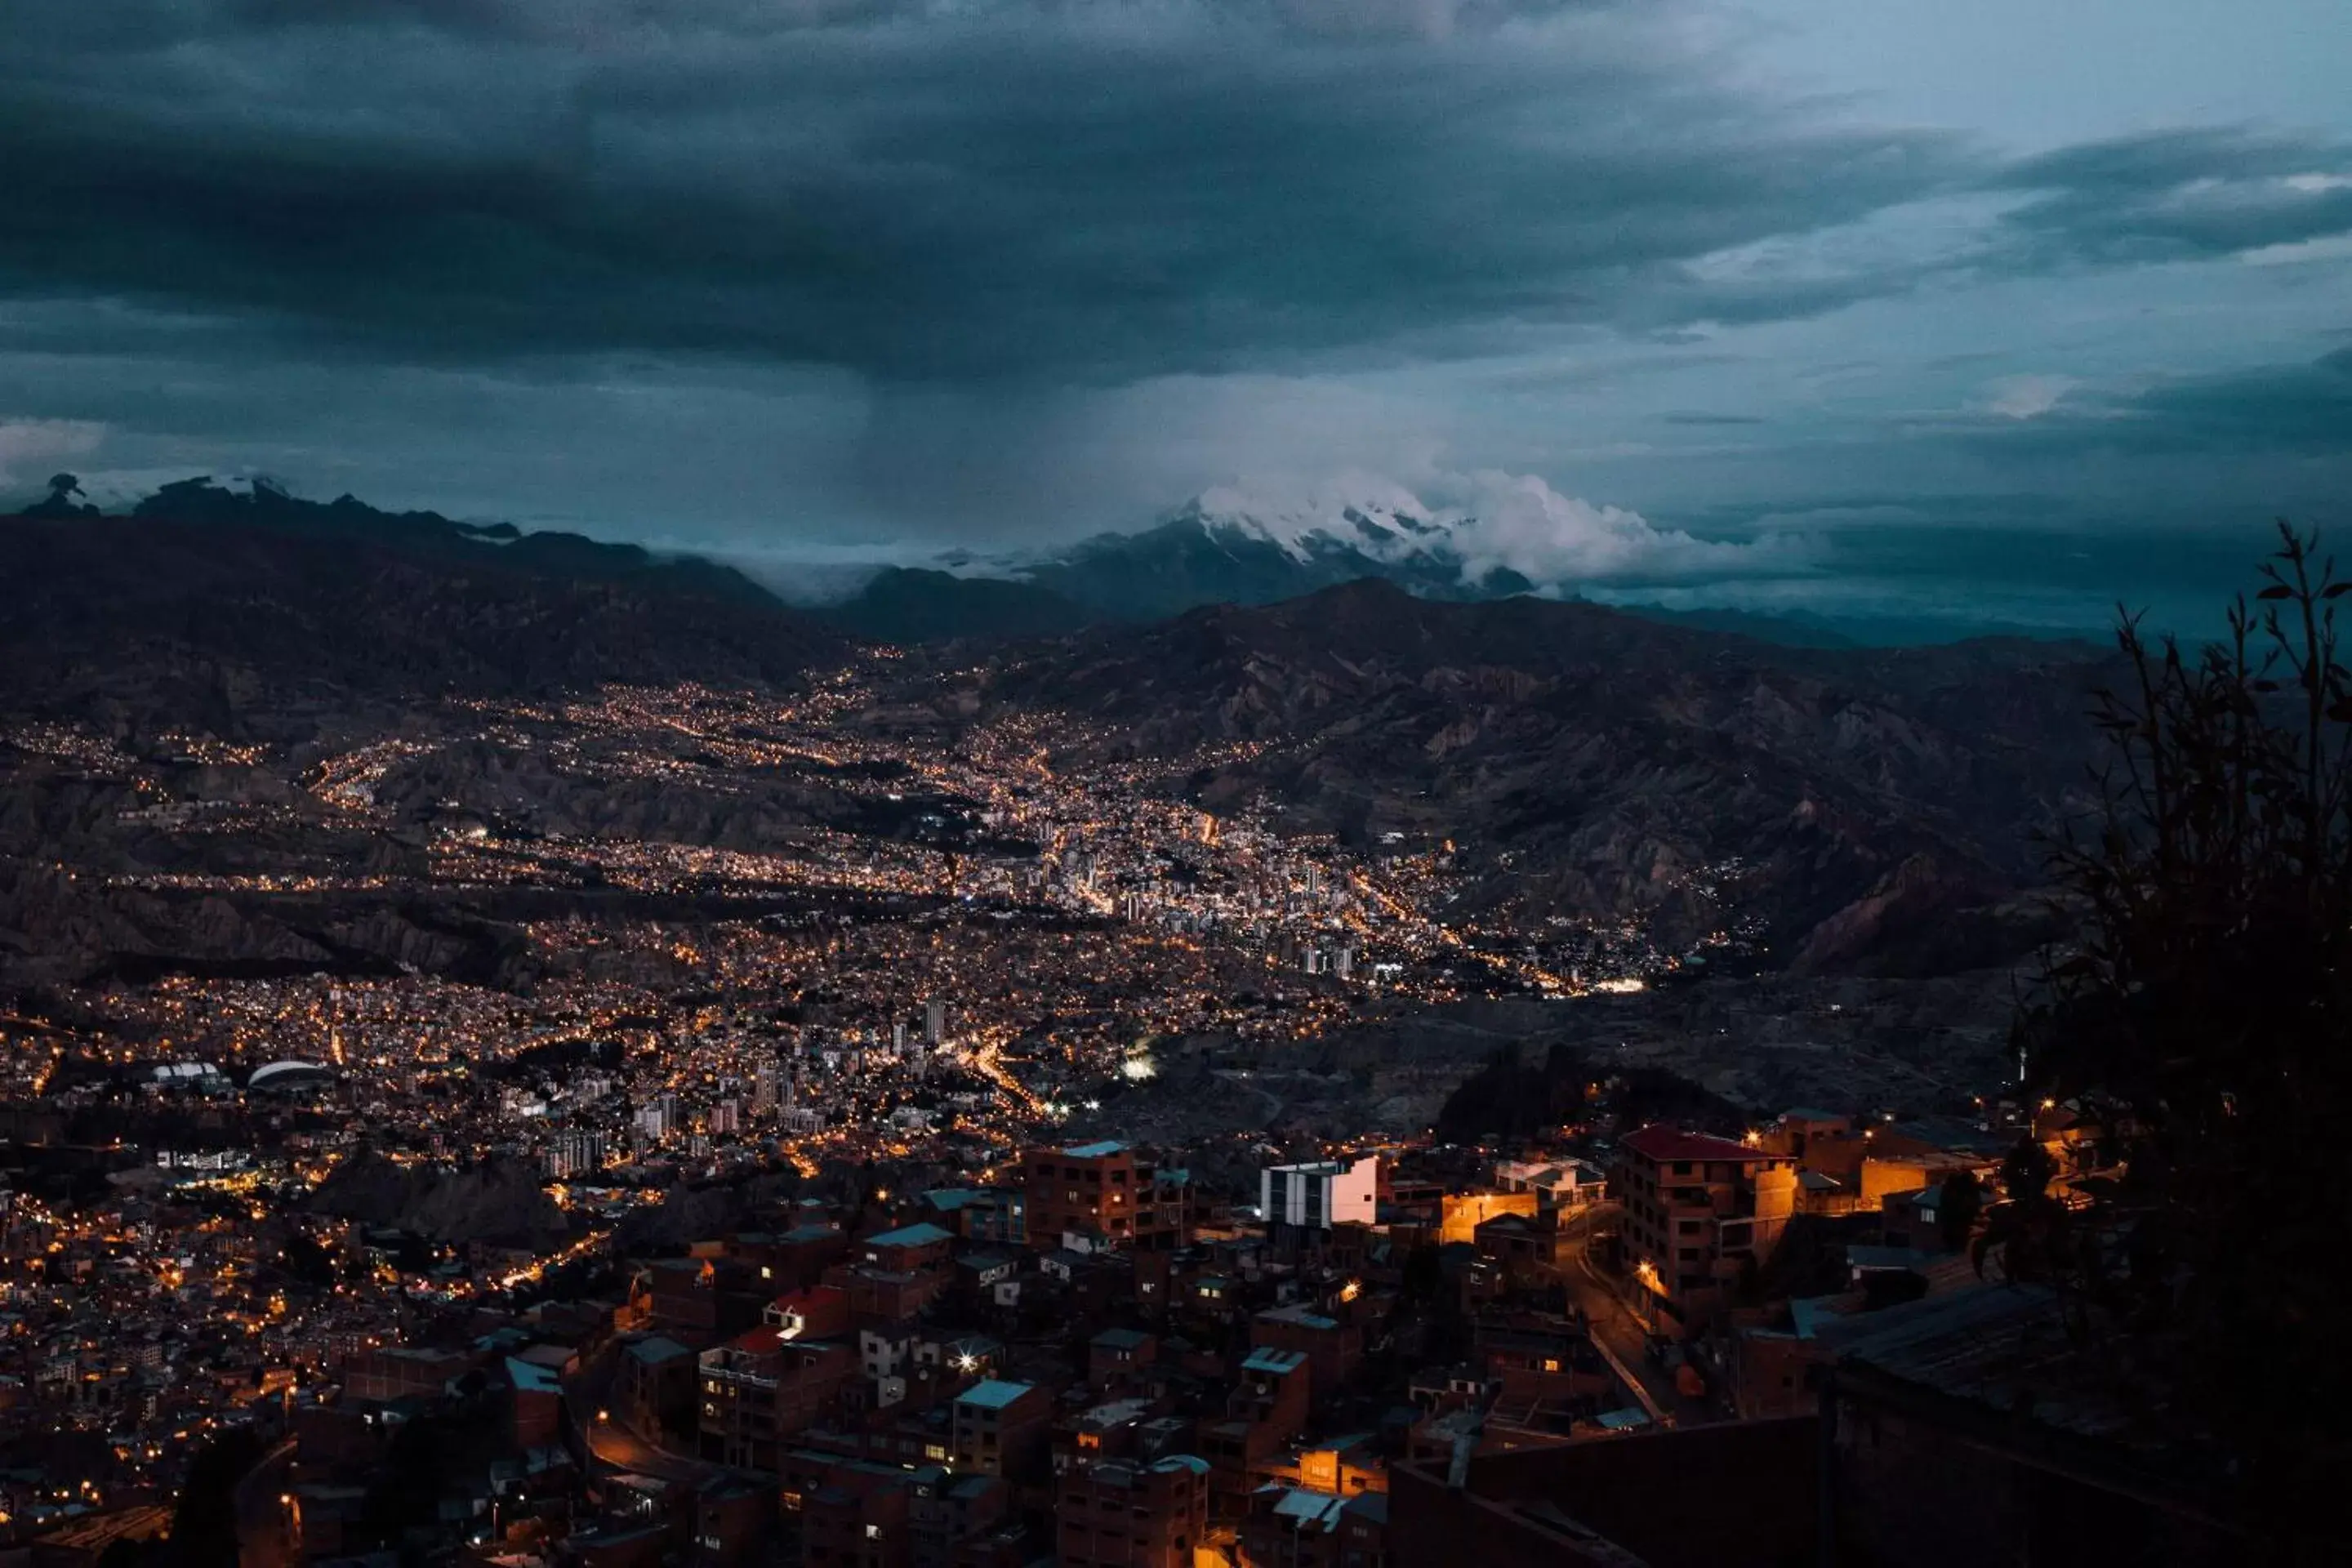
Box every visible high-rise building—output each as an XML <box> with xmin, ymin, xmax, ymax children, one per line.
<box><xmin>925</xmin><ymin>998</ymin><xmax>947</xmax><ymax>1046</ymax></box>
<box><xmin>545</xmin><ymin>1129</ymin><xmax>607</xmax><ymax>1178</ymax></box>
<box><xmin>635</xmin><ymin>1092</ymin><xmax>679</xmax><ymax>1144</ymax></box>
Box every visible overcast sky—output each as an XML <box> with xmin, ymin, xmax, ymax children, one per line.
<box><xmin>3</xmin><ymin>0</ymin><xmax>2347</xmax><ymax>629</ymax></box>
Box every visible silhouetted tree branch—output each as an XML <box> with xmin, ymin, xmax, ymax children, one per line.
<box><xmin>2012</xmin><ymin>520</ymin><xmax>2352</xmax><ymax>1527</ymax></box>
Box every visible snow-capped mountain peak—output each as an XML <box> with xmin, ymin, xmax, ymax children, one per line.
<box><xmin>1183</xmin><ymin>477</ymin><xmax>1470</xmax><ymax>567</ymax></box>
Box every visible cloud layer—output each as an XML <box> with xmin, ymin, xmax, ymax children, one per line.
<box><xmin>0</xmin><ymin>0</ymin><xmax>2346</xmax><ymax>627</ymax></box>
<box><xmin>1</xmin><ymin>0</ymin><xmax>2007</xmax><ymax>385</ymax></box>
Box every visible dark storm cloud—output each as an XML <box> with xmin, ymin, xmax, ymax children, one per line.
<box><xmin>0</xmin><ymin>0</ymin><xmax>1980</xmax><ymax>385</ymax></box>
<box><xmin>1989</xmin><ymin>129</ymin><xmax>2352</xmax><ymax>265</ymax></box>
<box><xmin>1971</xmin><ymin>346</ymin><xmax>2352</xmax><ymax>459</ymax></box>
<box><xmin>2119</xmin><ymin>346</ymin><xmax>2352</xmax><ymax>454</ymax></box>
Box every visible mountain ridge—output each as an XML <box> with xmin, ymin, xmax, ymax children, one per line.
<box><xmin>951</xmin><ymin>577</ymin><xmax>2115</xmax><ymax>973</ymax></box>
<box><xmin>2</xmin><ymin>478</ymin><xmax>848</xmax><ymax>734</ymax></box>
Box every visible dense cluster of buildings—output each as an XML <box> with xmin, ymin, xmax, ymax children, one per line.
<box><xmin>0</xmin><ymin>1066</ymin><xmax>2208</xmax><ymax>1566</ymax></box>
<box><xmin>0</xmin><ymin>673</ymin><xmax>2207</xmax><ymax>1563</ymax></box>
<box><xmin>20</xmin><ymin>663</ymin><xmax>1713</xmax><ymax>1005</ymax></box>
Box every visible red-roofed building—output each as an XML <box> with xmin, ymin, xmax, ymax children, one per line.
<box><xmin>765</xmin><ymin>1284</ymin><xmax>853</xmax><ymax>1342</ymax></box>
<box><xmin>1614</xmin><ymin>1125</ymin><xmax>1797</xmax><ymax>1335</ymax></box>
<box><xmin>1619</xmin><ymin>1127</ymin><xmax>1766</xmax><ymax>1165</ymax></box>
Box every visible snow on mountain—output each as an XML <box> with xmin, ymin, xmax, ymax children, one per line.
<box><xmin>1183</xmin><ymin>474</ymin><xmax>1468</xmax><ymax>567</ymax></box>
<box><xmin>1175</xmin><ymin>469</ymin><xmax>1815</xmax><ymax>591</ymax></box>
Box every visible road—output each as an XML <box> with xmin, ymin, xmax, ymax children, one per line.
<box><xmin>1557</xmin><ymin>1204</ymin><xmax>1722</xmax><ymax>1429</ymax></box>
<box><xmin>568</xmin><ymin>1350</ymin><xmax>731</xmax><ymax>1486</ymax></box>
<box><xmin>585</xmin><ymin>1413</ymin><xmax>725</xmax><ymax>1484</ymax></box>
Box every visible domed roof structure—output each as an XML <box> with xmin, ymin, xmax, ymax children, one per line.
<box><xmin>247</xmin><ymin>1059</ymin><xmax>335</xmax><ymax>1092</ymax></box>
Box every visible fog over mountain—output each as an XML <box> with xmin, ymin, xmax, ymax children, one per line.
<box><xmin>813</xmin><ymin>472</ymin><xmax>2141</xmax><ymax>644</ymax></box>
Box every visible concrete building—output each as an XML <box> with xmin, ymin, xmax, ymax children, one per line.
<box><xmin>1261</xmin><ymin>1156</ymin><xmax>1379</xmax><ymax>1232</ymax></box>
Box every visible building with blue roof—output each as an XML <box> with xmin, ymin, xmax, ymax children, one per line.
<box><xmin>864</xmin><ymin>1221</ymin><xmax>955</xmax><ymax>1251</ymax></box>
<box><xmin>955</xmin><ymin>1378</ymin><xmax>1034</xmax><ymax>1410</ymax></box>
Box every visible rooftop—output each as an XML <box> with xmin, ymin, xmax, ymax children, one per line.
<box><xmin>1257</xmin><ymin>1303</ymin><xmax>1339</xmax><ymax>1330</ymax></box>
<box><xmin>1846</xmin><ymin>1245</ymin><xmax>1939</xmax><ymax>1273</ymax></box>
<box><xmin>1062</xmin><ymin>1139</ymin><xmax>1129</xmax><ymax>1160</ymax></box>
<box><xmin>720</xmin><ymin>1325</ymin><xmax>786</xmax><ymax>1358</ymax></box>
<box><xmin>864</xmin><ymin>1221</ymin><xmax>954</xmax><ymax>1250</ymax></box>
<box><xmin>955</xmin><ymin>1378</ymin><xmax>1036</xmax><ymax>1410</ymax></box>
<box><xmin>1620</xmin><ymin>1125</ymin><xmax>1775</xmax><ymax>1164</ymax></box>
<box><xmin>1820</xmin><ymin>1283</ymin><xmax>2150</xmax><ymax>1446</ymax></box>
<box><xmin>1243</xmin><ymin>1347</ymin><xmax>1309</xmax><ymax>1374</ymax></box>
<box><xmin>501</xmin><ymin>1354</ymin><xmax>559</xmax><ymax>1392</ymax></box>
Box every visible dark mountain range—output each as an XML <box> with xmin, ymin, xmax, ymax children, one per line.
<box><xmin>960</xmin><ymin>580</ymin><xmax>2119</xmax><ymax>973</ymax></box>
<box><xmin>1</xmin><ymin>479</ymin><xmax>2119</xmax><ymax>980</ymax></box>
<box><xmin>820</xmin><ymin>566</ymin><xmax>1098</xmax><ymax>643</ymax></box>
<box><xmin>2</xmin><ymin>479</ymin><xmax>845</xmax><ymax>735</ymax></box>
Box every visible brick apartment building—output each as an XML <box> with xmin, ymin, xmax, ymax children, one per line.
<box><xmin>1241</xmin><ymin>1486</ymin><xmax>1389</xmax><ymax>1568</ymax></box>
<box><xmin>339</xmin><ymin>1345</ymin><xmax>478</xmax><ymax>1404</ymax></box>
<box><xmin>697</xmin><ymin>1326</ymin><xmax>856</xmax><ymax>1469</ymax></box>
<box><xmin>1055</xmin><ymin>1453</ymin><xmax>1211</xmax><ymax>1568</ymax></box>
<box><xmin>1022</xmin><ymin>1141</ymin><xmax>1193</xmax><ymax>1251</ymax></box>
<box><xmin>950</xmin><ymin>1379</ymin><xmax>1052</xmax><ymax>1479</ymax></box>
<box><xmin>1613</xmin><ymin>1126</ymin><xmax>1797</xmax><ymax>1333</ymax></box>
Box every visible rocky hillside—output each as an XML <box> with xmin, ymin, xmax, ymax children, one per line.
<box><xmin>966</xmin><ymin>580</ymin><xmax>2120</xmax><ymax>972</ymax></box>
